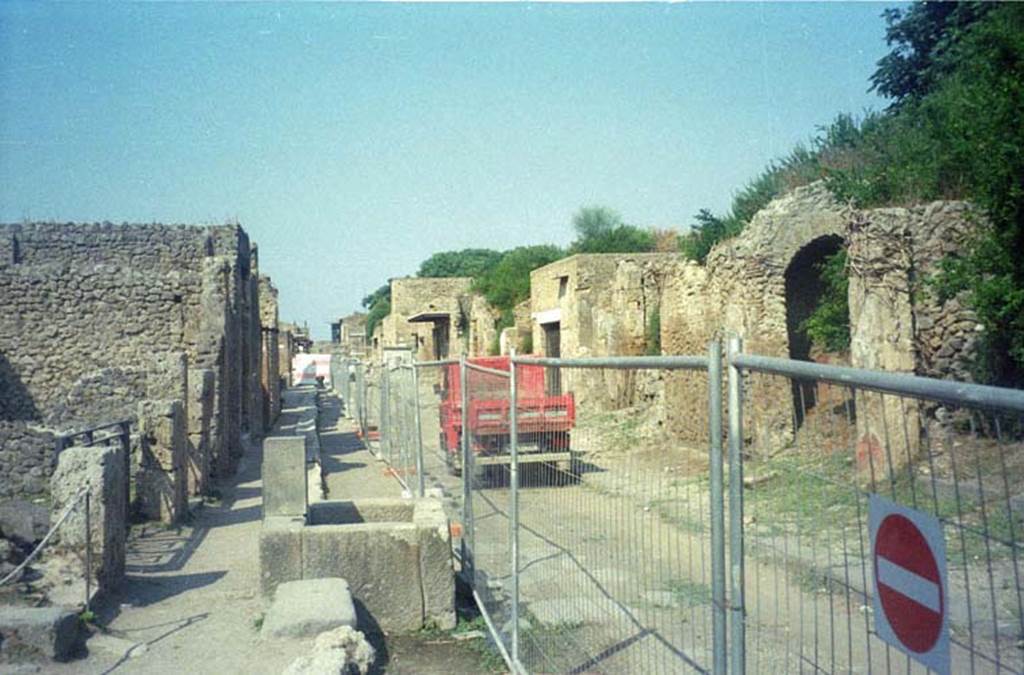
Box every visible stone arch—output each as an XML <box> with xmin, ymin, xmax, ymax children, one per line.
<box><xmin>783</xmin><ymin>233</ymin><xmax>845</xmax><ymax>425</ymax></box>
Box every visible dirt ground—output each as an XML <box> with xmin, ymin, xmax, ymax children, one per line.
<box><xmin>24</xmin><ymin>389</ymin><xmax>505</xmax><ymax>675</ymax></box>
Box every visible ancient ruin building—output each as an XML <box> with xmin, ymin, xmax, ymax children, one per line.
<box><xmin>529</xmin><ymin>253</ymin><xmax>680</xmax><ymax>408</ymax></box>
<box><xmin>383</xmin><ymin>277</ymin><xmax>473</xmax><ymax>361</ymax></box>
<box><xmin>659</xmin><ymin>182</ymin><xmax>982</xmax><ymax>468</ymax></box>
<box><xmin>334</xmin><ymin>312</ymin><xmax>368</xmax><ymax>357</ymax></box>
<box><xmin>0</xmin><ymin>222</ymin><xmax>270</xmax><ymax>521</ymax></box>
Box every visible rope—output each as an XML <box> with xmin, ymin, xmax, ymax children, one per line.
<box><xmin>0</xmin><ymin>486</ymin><xmax>89</xmax><ymax>587</ymax></box>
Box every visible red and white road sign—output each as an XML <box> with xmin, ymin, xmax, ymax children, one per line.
<box><xmin>869</xmin><ymin>494</ymin><xmax>950</xmax><ymax>675</ymax></box>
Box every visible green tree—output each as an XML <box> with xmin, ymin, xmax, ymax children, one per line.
<box><xmin>362</xmin><ymin>283</ymin><xmax>391</xmax><ymax>338</ymax></box>
<box><xmin>569</xmin><ymin>206</ymin><xmax>656</xmax><ymax>254</ymax></box>
<box><xmin>473</xmin><ymin>245</ymin><xmax>565</xmax><ymax>312</ymax></box>
<box><xmin>800</xmin><ymin>249</ymin><xmax>850</xmax><ymax>353</ymax></box>
<box><xmin>417</xmin><ymin>248</ymin><xmax>503</xmax><ymax>279</ymax></box>
<box><xmin>870</xmin><ymin>2</ymin><xmax>994</xmax><ymax>106</ymax></box>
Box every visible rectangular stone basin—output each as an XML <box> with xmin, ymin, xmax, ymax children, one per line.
<box><xmin>259</xmin><ymin>498</ymin><xmax>454</xmax><ymax>633</ymax></box>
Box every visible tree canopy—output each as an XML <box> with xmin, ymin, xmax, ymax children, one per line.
<box><xmin>417</xmin><ymin>248</ymin><xmax>503</xmax><ymax>279</ymax></box>
<box><xmin>473</xmin><ymin>245</ymin><xmax>566</xmax><ymax>313</ymax></box>
<box><xmin>569</xmin><ymin>206</ymin><xmax>656</xmax><ymax>254</ymax></box>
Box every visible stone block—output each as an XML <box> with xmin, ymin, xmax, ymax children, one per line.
<box><xmin>137</xmin><ymin>400</ymin><xmax>186</xmax><ymax>471</ymax></box>
<box><xmin>186</xmin><ymin>368</ymin><xmax>215</xmax><ymax>496</ymax></box>
<box><xmin>259</xmin><ymin>516</ymin><xmax>304</xmax><ymax>598</ymax></box>
<box><xmin>261</xmin><ymin>578</ymin><xmax>356</xmax><ymax>639</ymax></box>
<box><xmin>302</xmin><ymin>523</ymin><xmax>424</xmax><ymax>634</ymax></box>
<box><xmin>134</xmin><ymin>464</ymin><xmax>186</xmax><ymax>524</ymax></box>
<box><xmin>50</xmin><ymin>445</ymin><xmax>126</xmax><ymax>591</ymax></box>
<box><xmin>414</xmin><ymin>500</ymin><xmax>456</xmax><ymax>629</ymax></box>
<box><xmin>262</xmin><ymin>436</ymin><xmax>307</xmax><ymax>518</ymax></box>
<box><xmin>0</xmin><ymin>607</ymin><xmax>79</xmax><ymax>662</ymax></box>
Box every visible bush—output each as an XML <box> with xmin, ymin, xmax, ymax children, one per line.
<box><xmin>799</xmin><ymin>249</ymin><xmax>850</xmax><ymax>353</ymax></box>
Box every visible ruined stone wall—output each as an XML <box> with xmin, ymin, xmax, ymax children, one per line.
<box><xmin>661</xmin><ymin>183</ymin><xmax>849</xmax><ymax>448</ymax></box>
<box><xmin>465</xmin><ymin>293</ymin><xmax>499</xmax><ymax>357</ymax></box>
<box><xmin>0</xmin><ymin>222</ymin><xmax>263</xmax><ymax>505</ymax></box>
<box><xmin>530</xmin><ymin>254</ymin><xmax>678</xmax><ymax>411</ymax></box>
<box><xmin>259</xmin><ymin>276</ymin><xmax>281</xmax><ymax>427</ymax></box>
<box><xmin>847</xmin><ymin>200</ymin><xmax>980</xmax><ymax>476</ymax></box>
<box><xmin>385</xmin><ymin>277</ymin><xmax>473</xmax><ymax>361</ymax></box>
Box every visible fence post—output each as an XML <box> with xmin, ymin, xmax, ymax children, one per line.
<box><xmin>460</xmin><ymin>354</ymin><xmax>474</xmax><ymax>585</ymax></box>
<box><xmin>727</xmin><ymin>336</ymin><xmax>745</xmax><ymax>675</ymax></box>
<box><xmin>381</xmin><ymin>364</ymin><xmax>390</xmax><ymax>461</ymax></box>
<box><xmin>509</xmin><ymin>348</ymin><xmax>520</xmax><ymax>668</ymax></box>
<box><xmin>412</xmin><ymin>363</ymin><xmax>426</xmax><ymax>498</ymax></box>
<box><xmin>84</xmin><ymin>490</ymin><xmax>92</xmax><ymax>615</ymax></box>
<box><xmin>708</xmin><ymin>340</ymin><xmax>727</xmax><ymax>675</ymax></box>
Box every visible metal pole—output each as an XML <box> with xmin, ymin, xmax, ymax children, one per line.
<box><xmin>509</xmin><ymin>347</ymin><xmax>520</xmax><ymax>667</ymax></box>
<box><xmin>460</xmin><ymin>354</ymin><xmax>474</xmax><ymax>585</ymax></box>
<box><xmin>84</xmin><ymin>490</ymin><xmax>92</xmax><ymax>615</ymax></box>
<box><xmin>381</xmin><ymin>364</ymin><xmax>390</xmax><ymax>461</ymax></box>
<box><xmin>727</xmin><ymin>336</ymin><xmax>745</xmax><ymax>675</ymax></box>
<box><xmin>708</xmin><ymin>340</ymin><xmax>727</xmax><ymax>675</ymax></box>
<box><xmin>412</xmin><ymin>363</ymin><xmax>426</xmax><ymax>498</ymax></box>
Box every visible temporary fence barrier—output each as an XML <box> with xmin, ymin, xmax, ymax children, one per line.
<box><xmin>364</xmin><ymin>341</ymin><xmax>1024</xmax><ymax>674</ymax></box>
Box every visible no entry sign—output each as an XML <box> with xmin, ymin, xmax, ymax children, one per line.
<box><xmin>869</xmin><ymin>494</ymin><xmax>950</xmax><ymax>674</ymax></box>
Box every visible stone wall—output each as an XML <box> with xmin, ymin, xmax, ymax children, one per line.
<box><xmin>660</xmin><ymin>183</ymin><xmax>849</xmax><ymax>448</ymax></box>
<box><xmin>659</xmin><ymin>183</ymin><xmax>982</xmax><ymax>461</ymax></box>
<box><xmin>385</xmin><ymin>277</ymin><xmax>473</xmax><ymax>361</ymax></box>
<box><xmin>0</xmin><ymin>222</ymin><xmax>265</xmax><ymax>512</ymax></box>
<box><xmin>259</xmin><ymin>276</ymin><xmax>282</xmax><ymax>427</ymax></box>
<box><xmin>529</xmin><ymin>253</ymin><xmax>679</xmax><ymax>410</ymax></box>
<box><xmin>465</xmin><ymin>293</ymin><xmax>499</xmax><ymax>357</ymax></box>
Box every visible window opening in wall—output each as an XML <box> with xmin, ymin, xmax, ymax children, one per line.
<box><xmin>558</xmin><ymin>275</ymin><xmax>569</xmax><ymax>299</ymax></box>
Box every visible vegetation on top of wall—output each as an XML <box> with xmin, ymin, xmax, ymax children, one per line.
<box><xmin>472</xmin><ymin>245</ymin><xmax>565</xmax><ymax>313</ymax></box>
<box><xmin>362</xmin><ymin>284</ymin><xmax>391</xmax><ymax>339</ymax></box>
<box><xmin>823</xmin><ymin>3</ymin><xmax>1024</xmax><ymax>384</ymax></box>
<box><xmin>417</xmin><ymin>248</ymin><xmax>503</xmax><ymax>279</ymax></box>
<box><xmin>568</xmin><ymin>206</ymin><xmax>657</xmax><ymax>254</ymax></box>
<box><xmin>678</xmin><ymin>2</ymin><xmax>1024</xmax><ymax>383</ymax></box>
<box><xmin>800</xmin><ymin>249</ymin><xmax>850</xmax><ymax>354</ymax></box>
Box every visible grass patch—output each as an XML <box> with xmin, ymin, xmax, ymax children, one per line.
<box><xmin>666</xmin><ymin>579</ymin><xmax>713</xmax><ymax>608</ymax></box>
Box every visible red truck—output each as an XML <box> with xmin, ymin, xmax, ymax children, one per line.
<box><xmin>439</xmin><ymin>356</ymin><xmax>576</xmax><ymax>482</ymax></box>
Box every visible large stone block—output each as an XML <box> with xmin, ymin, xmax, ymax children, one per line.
<box><xmin>137</xmin><ymin>399</ymin><xmax>186</xmax><ymax>471</ymax></box>
<box><xmin>302</xmin><ymin>523</ymin><xmax>424</xmax><ymax>634</ymax></box>
<box><xmin>262</xmin><ymin>436</ymin><xmax>307</xmax><ymax>518</ymax></box>
<box><xmin>50</xmin><ymin>445</ymin><xmax>126</xmax><ymax>591</ymax></box>
<box><xmin>0</xmin><ymin>606</ymin><xmax>79</xmax><ymax>662</ymax></box>
<box><xmin>261</xmin><ymin>578</ymin><xmax>357</xmax><ymax>639</ymax></box>
<box><xmin>414</xmin><ymin>500</ymin><xmax>456</xmax><ymax>629</ymax></box>
<box><xmin>259</xmin><ymin>516</ymin><xmax>304</xmax><ymax>597</ymax></box>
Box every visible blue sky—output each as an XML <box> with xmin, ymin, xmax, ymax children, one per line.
<box><xmin>0</xmin><ymin>2</ymin><xmax>895</xmax><ymax>339</ymax></box>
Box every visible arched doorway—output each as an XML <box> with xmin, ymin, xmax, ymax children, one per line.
<box><xmin>784</xmin><ymin>234</ymin><xmax>846</xmax><ymax>426</ymax></box>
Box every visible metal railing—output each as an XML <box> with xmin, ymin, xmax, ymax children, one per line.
<box><xmin>727</xmin><ymin>337</ymin><xmax>1024</xmax><ymax>675</ymax></box>
<box><xmin>364</xmin><ymin>341</ymin><xmax>1024</xmax><ymax>674</ymax></box>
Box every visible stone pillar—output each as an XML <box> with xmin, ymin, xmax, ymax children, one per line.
<box><xmin>50</xmin><ymin>445</ymin><xmax>126</xmax><ymax>592</ymax></box>
<box><xmin>135</xmin><ymin>400</ymin><xmax>188</xmax><ymax>523</ymax></box>
<box><xmin>262</xmin><ymin>436</ymin><xmax>308</xmax><ymax>518</ymax></box>
<box><xmin>187</xmin><ymin>368</ymin><xmax>215</xmax><ymax>496</ymax></box>
<box><xmin>848</xmin><ymin>211</ymin><xmax>921</xmax><ymax>480</ymax></box>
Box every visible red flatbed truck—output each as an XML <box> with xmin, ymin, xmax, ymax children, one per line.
<box><xmin>439</xmin><ymin>356</ymin><xmax>576</xmax><ymax>480</ymax></box>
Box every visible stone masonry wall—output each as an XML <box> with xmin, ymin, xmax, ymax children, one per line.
<box><xmin>0</xmin><ymin>222</ymin><xmax>263</xmax><ymax>507</ymax></box>
<box><xmin>386</xmin><ymin>277</ymin><xmax>473</xmax><ymax>361</ymax></box>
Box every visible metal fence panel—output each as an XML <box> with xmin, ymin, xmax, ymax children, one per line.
<box><xmin>729</xmin><ymin>339</ymin><xmax>1024</xmax><ymax>674</ymax></box>
<box><xmin>508</xmin><ymin>356</ymin><xmax>718</xmax><ymax>674</ymax></box>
